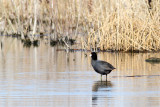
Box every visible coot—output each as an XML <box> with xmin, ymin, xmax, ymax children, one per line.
<box><xmin>90</xmin><ymin>52</ymin><xmax>115</xmax><ymax>81</ymax></box>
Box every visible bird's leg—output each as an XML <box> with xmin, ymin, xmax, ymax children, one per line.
<box><xmin>101</xmin><ymin>75</ymin><xmax>102</xmax><ymax>81</ymax></box>
<box><xmin>106</xmin><ymin>74</ymin><xmax>107</xmax><ymax>81</ymax></box>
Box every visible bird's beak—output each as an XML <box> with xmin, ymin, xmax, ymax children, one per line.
<box><xmin>90</xmin><ymin>54</ymin><xmax>92</xmax><ymax>57</ymax></box>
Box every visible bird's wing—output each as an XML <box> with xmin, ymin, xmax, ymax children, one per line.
<box><xmin>96</xmin><ymin>60</ymin><xmax>115</xmax><ymax>71</ymax></box>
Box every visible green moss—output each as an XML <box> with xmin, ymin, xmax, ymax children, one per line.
<box><xmin>22</xmin><ymin>39</ymin><xmax>32</xmax><ymax>47</ymax></box>
<box><xmin>50</xmin><ymin>40</ymin><xmax>58</xmax><ymax>46</ymax></box>
<box><xmin>33</xmin><ymin>40</ymin><xmax>39</xmax><ymax>47</ymax></box>
<box><xmin>12</xmin><ymin>33</ymin><xmax>21</xmax><ymax>38</ymax></box>
<box><xmin>146</xmin><ymin>57</ymin><xmax>160</xmax><ymax>63</ymax></box>
<box><xmin>68</xmin><ymin>38</ymin><xmax>76</xmax><ymax>45</ymax></box>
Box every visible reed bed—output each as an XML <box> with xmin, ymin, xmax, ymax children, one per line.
<box><xmin>0</xmin><ymin>0</ymin><xmax>160</xmax><ymax>52</ymax></box>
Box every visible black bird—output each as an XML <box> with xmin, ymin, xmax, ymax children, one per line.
<box><xmin>90</xmin><ymin>52</ymin><xmax>115</xmax><ymax>81</ymax></box>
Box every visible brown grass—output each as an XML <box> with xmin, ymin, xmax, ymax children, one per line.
<box><xmin>0</xmin><ymin>0</ymin><xmax>160</xmax><ymax>52</ymax></box>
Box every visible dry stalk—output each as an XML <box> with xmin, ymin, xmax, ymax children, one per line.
<box><xmin>0</xmin><ymin>0</ymin><xmax>160</xmax><ymax>52</ymax></box>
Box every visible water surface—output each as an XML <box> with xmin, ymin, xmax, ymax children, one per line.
<box><xmin>0</xmin><ymin>37</ymin><xmax>160</xmax><ymax>107</ymax></box>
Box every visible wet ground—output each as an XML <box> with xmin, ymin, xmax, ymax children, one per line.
<box><xmin>0</xmin><ymin>37</ymin><xmax>160</xmax><ymax>107</ymax></box>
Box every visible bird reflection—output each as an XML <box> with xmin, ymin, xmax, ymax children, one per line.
<box><xmin>92</xmin><ymin>81</ymin><xmax>113</xmax><ymax>106</ymax></box>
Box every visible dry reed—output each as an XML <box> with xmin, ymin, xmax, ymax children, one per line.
<box><xmin>0</xmin><ymin>0</ymin><xmax>160</xmax><ymax>52</ymax></box>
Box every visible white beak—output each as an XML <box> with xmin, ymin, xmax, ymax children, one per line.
<box><xmin>90</xmin><ymin>54</ymin><xmax>92</xmax><ymax>57</ymax></box>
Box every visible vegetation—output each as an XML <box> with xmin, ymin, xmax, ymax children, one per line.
<box><xmin>146</xmin><ymin>57</ymin><xmax>160</xmax><ymax>63</ymax></box>
<box><xmin>0</xmin><ymin>0</ymin><xmax>160</xmax><ymax>52</ymax></box>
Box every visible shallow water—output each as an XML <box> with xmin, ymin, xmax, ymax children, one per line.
<box><xmin>0</xmin><ymin>37</ymin><xmax>160</xmax><ymax>107</ymax></box>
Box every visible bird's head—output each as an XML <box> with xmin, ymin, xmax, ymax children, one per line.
<box><xmin>90</xmin><ymin>52</ymin><xmax>97</xmax><ymax>60</ymax></box>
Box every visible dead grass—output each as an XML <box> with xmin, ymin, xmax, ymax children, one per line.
<box><xmin>0</xmin><ymin>0</ymin><xmax>160</xmax><ymax>52</ymax></box>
